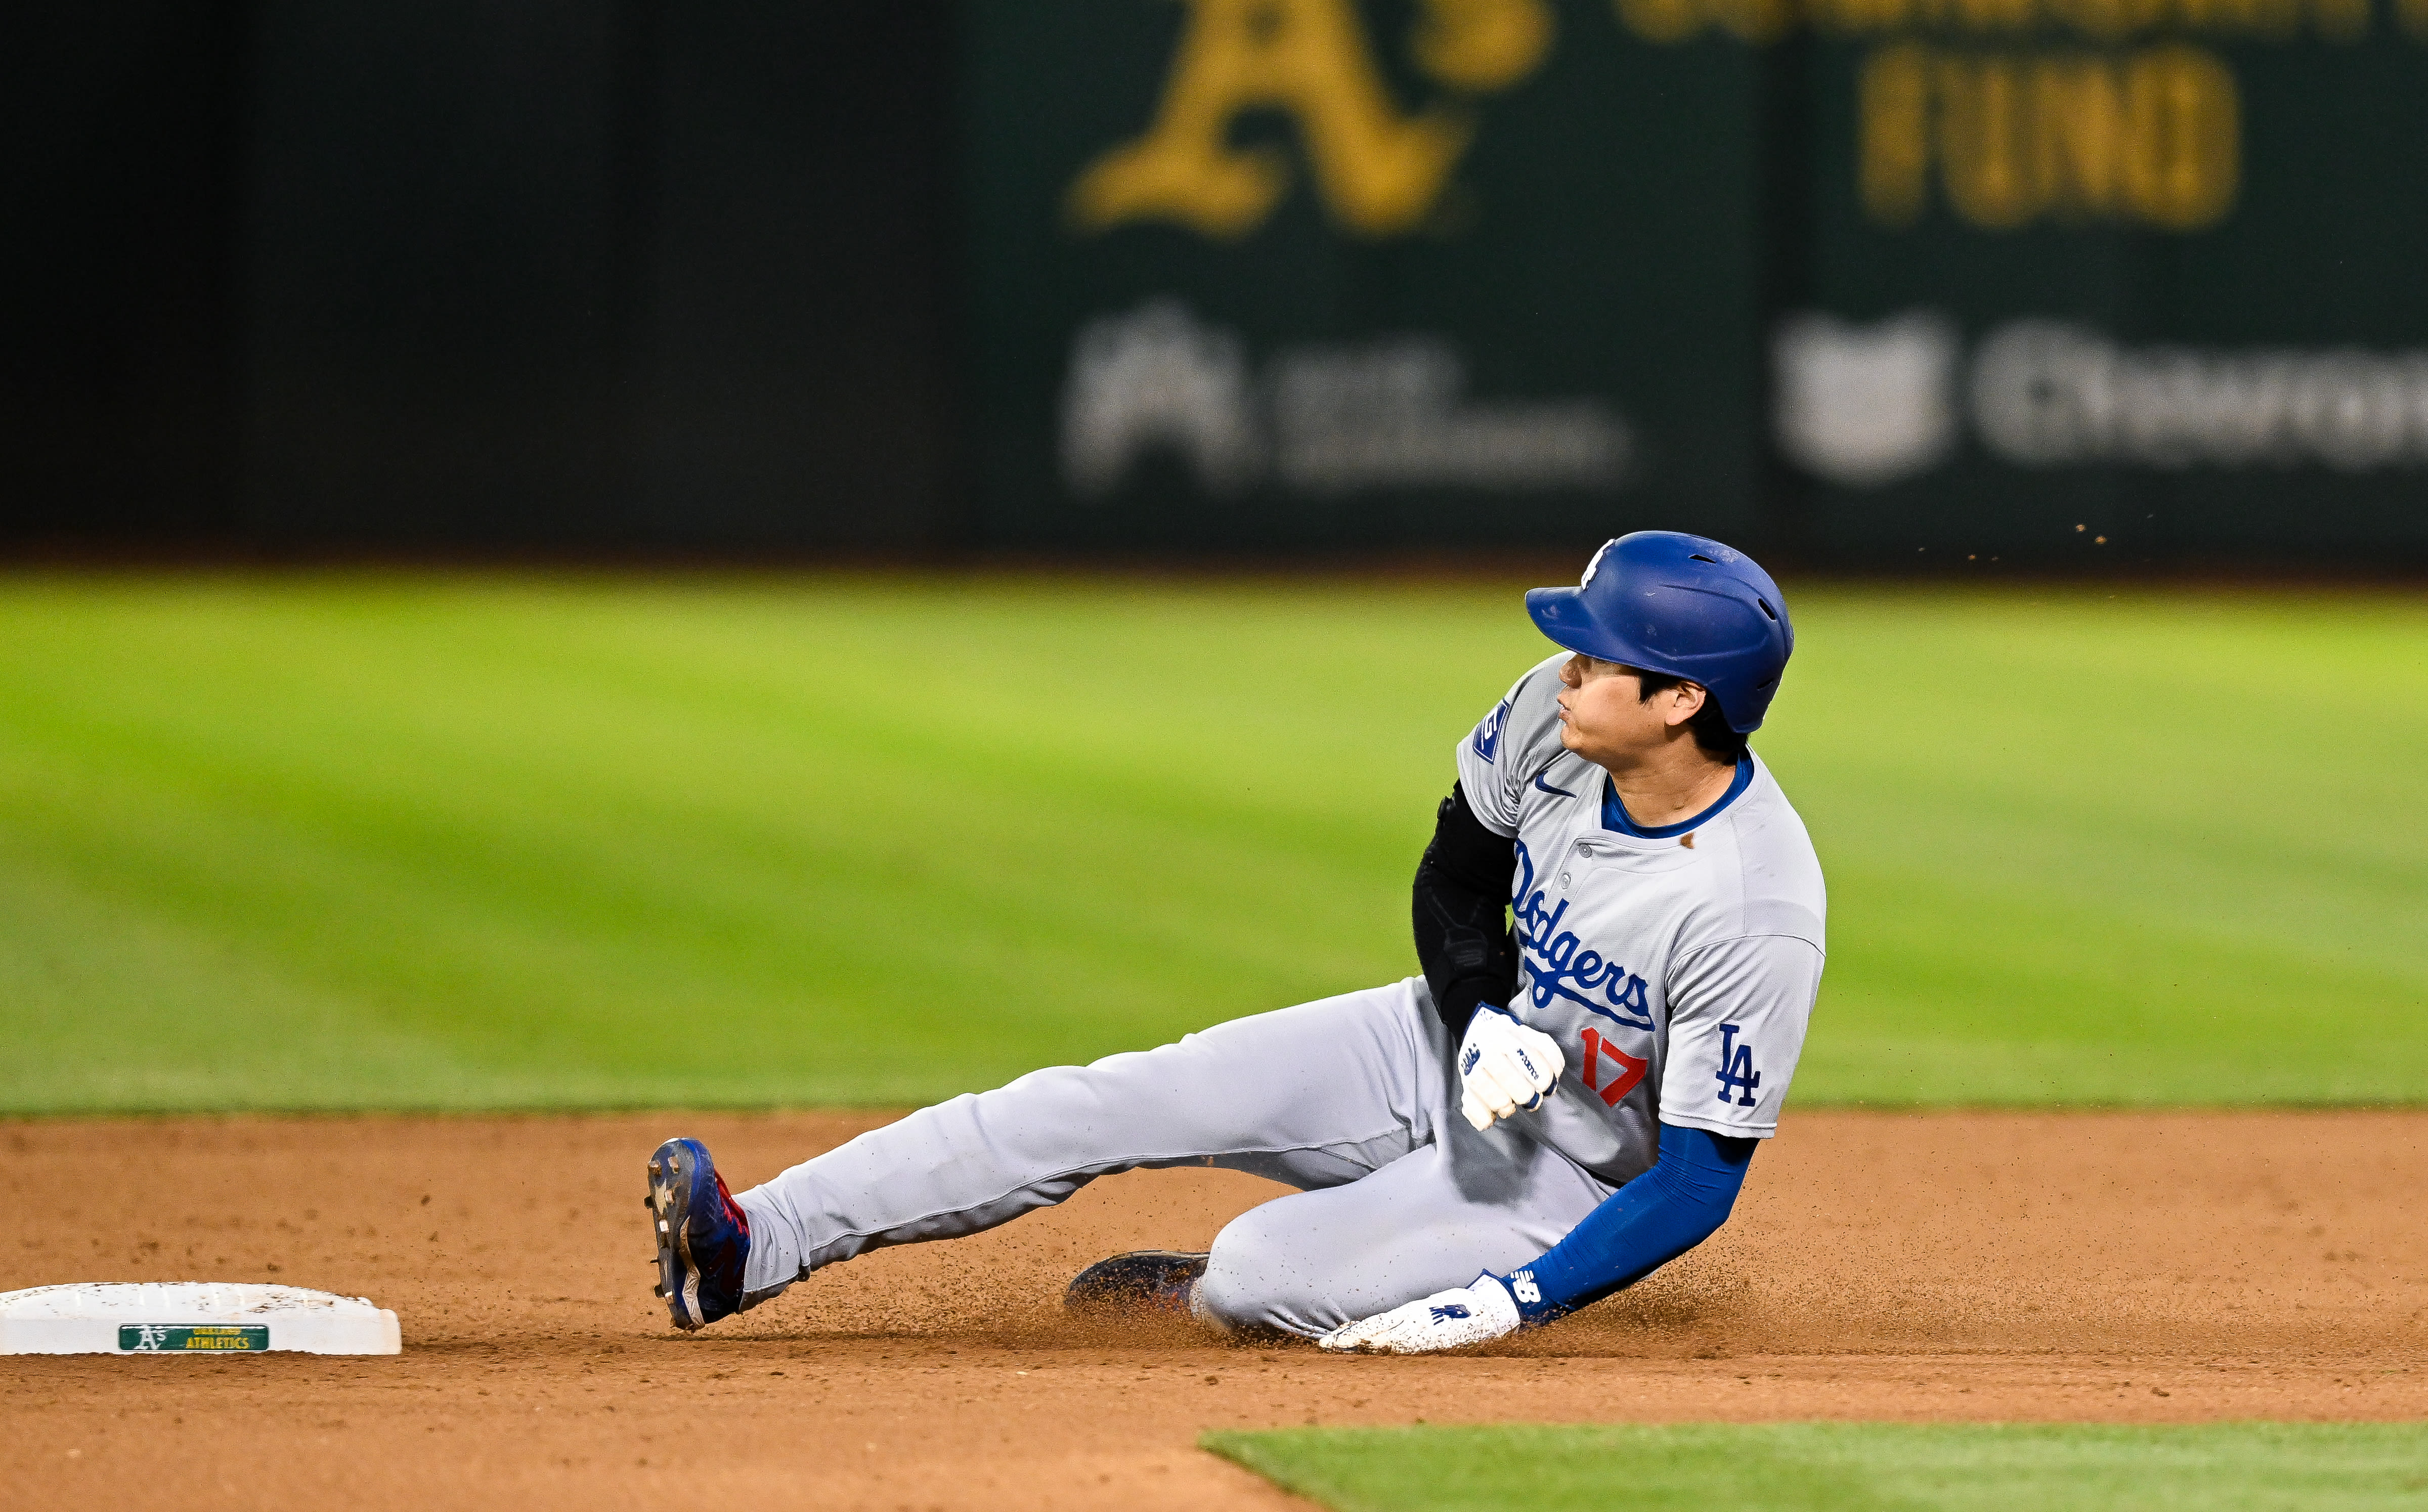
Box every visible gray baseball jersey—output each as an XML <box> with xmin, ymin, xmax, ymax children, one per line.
<box><xmin>1456</xmin><ymin>654</ymin><xmax>1827</xmax><ymax>1185</ymax></box>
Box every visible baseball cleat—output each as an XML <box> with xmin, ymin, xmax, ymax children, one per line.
<box><xmin>1063</xmin><ymin>1250</ymin><xmax>1209</xmax><ymax>1317</ymax></box>
<box><xmin>645</xmin><ymin>1137</ymin><xmax>752</xmax><ymax>1331</ymax></box>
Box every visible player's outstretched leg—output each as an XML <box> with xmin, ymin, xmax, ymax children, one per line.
<box><xmin>717</xmin><ymin>978</ymin><xmax>1448</xmax><ymax>1320</ymax></box>
<box><xmin>644</xmin><ymin>1136</ymin><xmax>760</xmax><ymax>1331</ymax></box>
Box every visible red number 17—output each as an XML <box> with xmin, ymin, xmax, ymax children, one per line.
<box><xmin>1579</xmin><ymin>1027</ymin><xmax>1647</xmax><ymax>1107</ymax></box>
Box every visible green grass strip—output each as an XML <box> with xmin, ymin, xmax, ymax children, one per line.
<box><xmin>1202</xmin><ymin>1422</ymin><xmax>2428</xmax><ymax>1512</ymax></box>
<box><xmin>0</xmin><ymin>574</ymin><xmax>2421</xmax><ymax>1111</ymax></box>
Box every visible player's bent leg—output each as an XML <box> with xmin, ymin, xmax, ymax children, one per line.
<box><xmin>729</xmin><ymin>978</ymin><xmax>1452</xmax><ymax>1305</ymax></box>
<box><xmin>1191</xmin><ymin>1117</ymin><xmax>1614</xmax><ymax>1338</ymax></box>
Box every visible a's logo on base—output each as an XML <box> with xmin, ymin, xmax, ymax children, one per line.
<box><xmin>121</xmin><ymin>1324</ymin><xmax>270</xmax><ymax>1352</ymax></box>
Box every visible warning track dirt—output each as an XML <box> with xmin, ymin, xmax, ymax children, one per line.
<box><xmin>3</xmin><ymin>1110</ymin><xmax>2422</xmax><ymax>1510</ymax></box>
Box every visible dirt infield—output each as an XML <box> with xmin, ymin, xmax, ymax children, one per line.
<box><xmin>4</xmin><ymin>1110</ymin><xmax>2423</xmax><ymax>1510</ymax></box>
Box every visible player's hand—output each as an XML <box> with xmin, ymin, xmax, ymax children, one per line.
<box><xmin>1318</xmin><ymin>1273</ymin><xmax>1523</xmax><ymax>1354</ymax></box>
<box><xmin>1457</xmin><ymin>1006</ymin><xmax>1564</xmax><ymax>1131</ymax></box>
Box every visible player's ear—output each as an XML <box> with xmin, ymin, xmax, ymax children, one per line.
<box><xmin>1666</xmin><ymin>682</ymin><xmax>1708</xmax><ymax>729</ymax></box>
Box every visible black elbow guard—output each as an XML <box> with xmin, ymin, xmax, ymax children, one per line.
<box><xmin>1412</xmin><ymin>782</ymin><xmax>1520</xmax><ymax>1039</ymax></box>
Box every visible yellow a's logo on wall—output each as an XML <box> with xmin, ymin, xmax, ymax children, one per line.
<box><xmin>1069</xmin><ymin>0</ymin><xmax>1553</xmax><ymax>239</ymax></box>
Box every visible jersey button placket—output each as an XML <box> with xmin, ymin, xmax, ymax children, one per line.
<box><xmin>1562</xmin><ymin>839</ymin><xmax>1594</xmax><ymax>888</ymax></box>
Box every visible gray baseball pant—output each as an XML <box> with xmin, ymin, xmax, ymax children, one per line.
<box><xmin>732</xmin><ymin>977</ymin><xmax>1615</xmax><ymax>1336</ymax></box>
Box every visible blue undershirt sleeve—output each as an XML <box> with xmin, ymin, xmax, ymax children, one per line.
<box><xmin>1499</xmin><ymin>1121</ymin><xmax>1756</xmax><ymax>1324</ymax></box>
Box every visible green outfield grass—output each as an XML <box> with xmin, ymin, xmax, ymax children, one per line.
<box><xmin>1201</xmin><ymin>1422</ymin><xmax>2428</xmax><ymax>1512</ymax></box>
<box><xmin>0</xmin><ymin>572</ymin><xmax>2419</xmax><ymax>1112</ymax></box>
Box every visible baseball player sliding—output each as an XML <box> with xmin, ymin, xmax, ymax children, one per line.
<box><xmin>646</xmin><ymin>531</ymin><xmax>1824</xmax><ymax>1353</ymax></box>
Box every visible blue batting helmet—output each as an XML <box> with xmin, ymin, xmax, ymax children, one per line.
<box><xmin>1525</xmin><ymin>531</ymin><xmax>1794</xmax><ymax>733</ymax></box>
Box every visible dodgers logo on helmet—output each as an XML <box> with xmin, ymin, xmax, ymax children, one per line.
<box><xmin>1579</xmin><ymin>538</ymin><xmax>1616</xmax><ymax>587</ymax></box>
<box><xmin>1522</xmin><ymin>531</ymin><xmax>1793</xmax><ymax>733</ymax></box>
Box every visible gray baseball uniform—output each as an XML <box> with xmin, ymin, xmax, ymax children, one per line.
<box><xmin>732</xmin><ymin>653</ymin><xmax>1826</xmax><ymax>1336</ymax></box>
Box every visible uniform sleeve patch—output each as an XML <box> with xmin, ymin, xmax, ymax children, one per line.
<box><xmin>1471</xmin><ymin>696</ymin><xmax>1512</xmax><ymax>763</ymax></box>
<box><xmin>1714</xmin><ymin>1023</ymin><xmax>1762</xmax><ymax>1108</ymax></box>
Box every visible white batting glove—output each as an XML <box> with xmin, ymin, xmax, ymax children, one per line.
<box><xmin>1318</xmin><ymin>1273</ymin><xmax>1523</xmax><ymax>1354</ymax></box>
<box><xmin>1457</xmin><ymin>1006</ymin><xmax>1564</xmax><ymax>1131</ymax></box>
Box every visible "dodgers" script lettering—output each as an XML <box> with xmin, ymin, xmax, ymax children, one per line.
<box><xmin>1509</xmin><ymin>842</ymin><xmax>1656</xmax><ymax>1029</ymax></box>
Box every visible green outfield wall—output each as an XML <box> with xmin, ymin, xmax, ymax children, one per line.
<box><xmin>965</xmin><ymin>0</ymin><xmax>2428</xmax><ymax>561</ymax></box>
<box><xmin>10</xmin><ymin>2</ymin><xmax>2428</xmax><ymax>561</ymax></box>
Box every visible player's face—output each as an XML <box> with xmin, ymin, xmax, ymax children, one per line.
<box><xmin>1554</xmin><ymin>654</ymin><xmax>1705</xmax><ymax>768</ymax></box>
